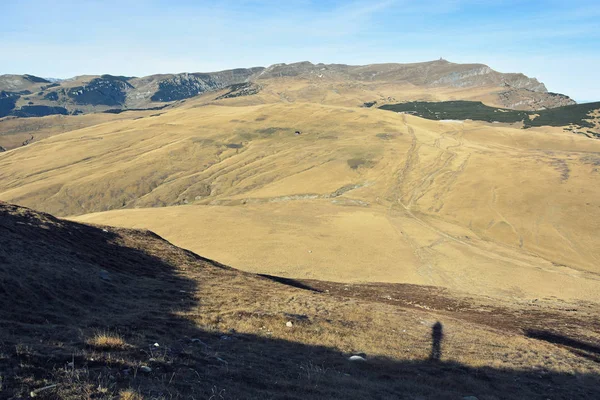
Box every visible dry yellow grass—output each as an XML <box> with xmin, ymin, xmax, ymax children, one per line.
<box><xmin>87</xmin><ymin>331</ymin><xmax>127</xmax><ymax>350</ymax></box>
<box><xmin>1</xmin><ymin>80</ymin><xmax>599</xmax><ymax>304</ymax></box>
<box><xmin>0</xmin><ymin>110</ymin><xmax>160</xmax><ymax>151</ymax></box>
<box><xmin>119</xmin><ymin>389</ymin><xmax>144</xmax><ymax>400</ymax></box>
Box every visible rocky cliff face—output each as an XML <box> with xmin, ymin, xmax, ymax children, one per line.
<box><xmin>0</xmin><ymin>61</ymin><xmax>575</xmax><ymax>118</ymax></box>
<box><xmin>497</xmin><ymin>88</ymin><xmax>575</xmax><ymax>109</ymax></box>
<box><xmin>67</xmin><ymin>75</ymin><xmax>134</xmax><ymax>106</ymax></box>
<box><xmin>148</xmin><ymin>68</ymin><xmax>263</xmax><ymax>102</ymax></box>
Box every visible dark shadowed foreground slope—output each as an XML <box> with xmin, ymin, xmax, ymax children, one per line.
<box><xmin>1</xmin><ymin>202</ymin><xmax>599</xmax><ymax>399</ymax></box>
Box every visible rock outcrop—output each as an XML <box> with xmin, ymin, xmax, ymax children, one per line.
<box><xmin>497</xmin><ymin>88</ymin><xmax>575</xmax><ymax>110</ymax></box>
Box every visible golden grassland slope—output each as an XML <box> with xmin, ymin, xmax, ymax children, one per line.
<box><xmin>1</xmin><ymin>84</ymin><xmax>600</xmax><ymax>303</ymax></box>
<box><xmin>0</xmin><ymin>110</ymin><xmax>166</xmax><ymax>150</ymax></box>
<box><xmin>2</xmin><ymin>202</ymin><xmax>600</xmax><ymax>399</ymax></box>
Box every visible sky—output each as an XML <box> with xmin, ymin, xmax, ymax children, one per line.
<box><xmin>1</xmin><ymin>0</ymin><xmax>598</xmax><ymax>101</ymax></box>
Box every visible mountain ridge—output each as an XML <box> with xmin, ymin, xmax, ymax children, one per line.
<box><xmin>0</xmin><ymin>60</ymin><xmax>575</xmax><ymax>119</ymax></box>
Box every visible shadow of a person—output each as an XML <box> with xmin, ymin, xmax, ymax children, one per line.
<box><xmin>430</xmin><ymin>321</ymin><xmax>443</xmax><ymax>361</ymax></box>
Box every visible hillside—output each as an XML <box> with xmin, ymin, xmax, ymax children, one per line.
<box><xmin>1</xmin><ymin>201</ymin><xmax>599</xmax><ymax>399</ymax></box>
<box><xmin>1</xmin><ymin>89</ymin><xmax>600</xmax><ymax>302</ymax></box>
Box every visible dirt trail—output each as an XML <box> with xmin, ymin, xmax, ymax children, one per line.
<box><xmin>380</xmin><ymin>117</ymin><xmax>595</xmax><ymax>288</ymax></box>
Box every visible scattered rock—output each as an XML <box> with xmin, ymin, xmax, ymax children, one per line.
<box><xmin>29</xmin><ymin>384</ymin><xmax>58</xmax><ymax>397</ymax></box>
<box><xmin>102</xmin><ymin>228</ymin><xmax>109</xmax><ymax>233</ymax></box>
<box><xmin>140</xmin><ymin>366</ymin><xmax>152</xmax><ymax>373</ymax></box>
<box><xmin>0</xmin><ymin>146</ymin><xmax>6</xmax><ymax>152</ymax></box>
<box><xmin>22</xmin><ymin>135</ymin><xmax>34</xmax><ymax>146</ymax></box>
<box><xmin>286</xmin><ymin>321</ymin><xmax>293</xmax><ymax>328</ymax></box>
<box><xmin>153</xmin><ymin>342</ymin><xmax>160</xmax><ymax>347</ymax></box>
<box><xmin>98</xmin><ymin>270</ymin><xmax>111</xmax><ymax>281</ymax></box>
<box><xmin>215</xmin><ymin>82</ymin><xmax>261</xmax><ymax>100</ymax></box>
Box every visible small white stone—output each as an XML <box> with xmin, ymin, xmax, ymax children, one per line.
<box><xmin>286</xmin><ymin>321</ymin><xmax>293</xmax><ymax>328</ymax></box>
<box><xmin>140</xmin><ymin>366</ymin><xmax>152</xmax><ymax>373</ymax></box>
<box><xmin>153</xmin><ymin>342</ymin><xmax>160</xmax><ymax>347</ymax></box>
<box><xmin>348</xmin><ymin>355</ymin><xmax>367</xmax><ymax>362</ymax></box>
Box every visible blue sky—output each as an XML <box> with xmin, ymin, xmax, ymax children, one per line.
<box><xmin>1</xmin><ymin>0</ymin><xmax>598</xmax><ymax>101</ymax></box>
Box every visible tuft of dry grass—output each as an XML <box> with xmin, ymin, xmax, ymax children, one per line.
<box><xmin>87</xmin><ymin>331</ymin><xmax>127</xmax><ymax>350</ymax></box>
<box><xmin>119</xmin><ymin>389</ymin><xmax>144</xmax><ymax>400</ymax></box>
